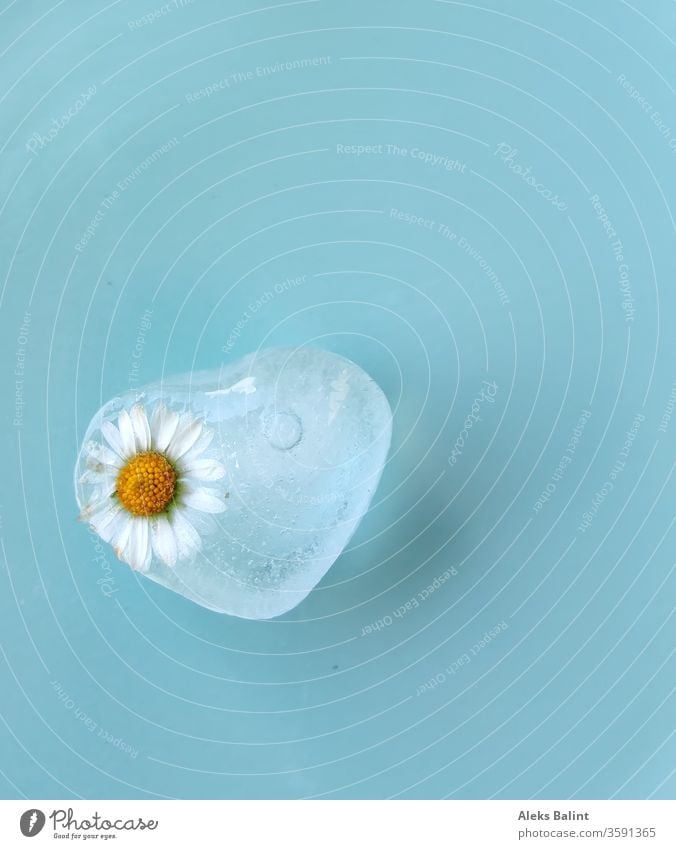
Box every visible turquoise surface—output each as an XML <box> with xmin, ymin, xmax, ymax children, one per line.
<box><xmin>0</xmin><ymin>0</ymin><xmax>674</xmax><ymax>799</ymax></box>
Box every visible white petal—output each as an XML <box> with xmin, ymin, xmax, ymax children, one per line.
<box><xmin>170</xmin><ymin>511</ymin><xmax>202</xmax><ymax>559</ymax></box>
<box><xmin>101</xmin><ymin>421</ymin><xmax>126</xmax><ymax>459</ymax></box>
<box><xmin>150</xmin><ymin>515</ymin><xmax>178</xmax><ymax>567</ymax></box>
<box><xmin>167</xmin><ymin>414</ymin><xmax>203</xmax><ymax>460</ymax></box>
<box><xmin>117</xmin><ymin>409</ymin><xmax>136</xmax><ymax>457</ymax></box>
<box><xmin>179</xmin><ymin>458</ymin><xmax>226</xmax><ymax>481</ymax></box>
<box><xmin>179</xmin><ymin>428</ymin><xmax>214</xmax><ymax>466</ymax></box>
<box><xmin>84</xmin><ymin>462</ymin><xmax>119</xmax><ymax>482</ymax></box>
<box><xmin>110</xmin><ymin>517</ymin><xmax>130</xmax><ymax>546</ymax></box>
<box><xmin>81</xmin><ymin>444</ymin><xmax>119</xmax><ymax>482</ymax></box>
<box><xmin>150</xmin><ymin>404</ymin><xmax>180</xmax><ymax>452</ymax></box>
<box><xmin>86</xmin><ymin>441</ymin><xmax>121</xmax><ymax>470</ymax></box>
<box><xmin>124</xmin><ymin>519</ymin><xmax>151</xmax><ymax>572</ymax></box>
<box><xmin>181</xmin><ymin>486</ymin><xmax>228</xmax><ymax>514</ymax></box>
<box><xmin>130</xmin><ymin>404</ymin><xmax>151</xmax><ymax>451</ymax></box>
<box><xmin>79</xmin><ymin>469</ymin><xmax>117</xmax><ymax>494</ymax></box>
<box><xmin>112</xmin><ymin>520</ymin><xmax>134</xmax><ymax>564</ymax></box>
<box><xmin>89</xmin><ymin>498</ymin><xmax>122</xmax><ymax>542</ymax></box>
<box><xmin>92</xmin><ymin>505</ymin><xmax>126</xmax><ymax>544</ymax></box>
<box><xmin>78</xmin><ymin>495</ymin><xmax>113</xmax><ymax>523</ymax></box>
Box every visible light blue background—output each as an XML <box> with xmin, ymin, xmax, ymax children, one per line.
<box><xmin>0</xmin><ymin>0</ymin><xmax>674</xmax><ymax>799</ymax></box>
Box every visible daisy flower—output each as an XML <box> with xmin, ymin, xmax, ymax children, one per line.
<box><xmin>79</xmin><ymin>403</ymin><xmax>227</xmax><ymax>572</ymax></box>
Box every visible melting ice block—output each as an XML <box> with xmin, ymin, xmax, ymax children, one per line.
<box><xmin>75</xmin><ymin>347</ymin><xmax>392</xmax><ymax>619</ymax></box>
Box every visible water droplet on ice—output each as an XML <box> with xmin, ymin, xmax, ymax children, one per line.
<box><xmin>262</xmin><ymin>409</ymin><xmax>303</xmax><ymax>450</ymax></box>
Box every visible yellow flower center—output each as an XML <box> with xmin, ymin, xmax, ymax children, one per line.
<box><xmin>116</xmin><ymin>451</ymin><xmax>177</xmax><ymax>517</ymax></box>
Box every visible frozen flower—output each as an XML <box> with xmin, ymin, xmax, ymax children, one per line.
<box><xmin>79</xmin><ymin>404</ymin><xmax>226</xmax><ymax>571</ymax></box>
